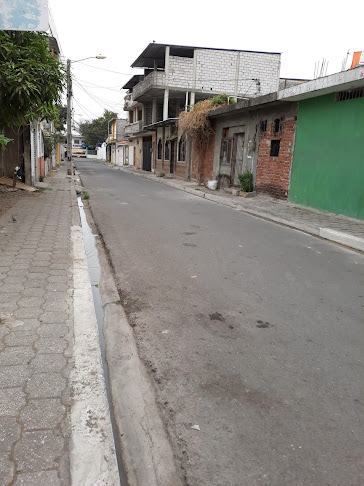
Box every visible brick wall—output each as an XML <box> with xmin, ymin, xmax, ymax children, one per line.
<box><xmin>256</xmin><ymin>117</ymin><xmax>296</xmax><ymax>199</ymax></box>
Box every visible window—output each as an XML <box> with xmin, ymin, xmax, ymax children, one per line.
<box><xmin>157</xmin><ymin>138</ymin><xmax>162</xmax><ymax>160</ymax></box>
<box><xmin>270</xmin><ymin>139</ymin><xmax>281</xmax><ymax>157</ymax></box>
<box><xmin>273</xmin><ymin>118</ymin><xmax>282</xmax><ymax>134</ymax></box>
<box><xmin>164</xmin><ymin>141</ymin><xmax>169</xmax><ymax>160</ymax></box>
<box><xmin>220</xmin><ymin>138</ymin><xmax>232</xmax><ymax>165</ymax></box>
<box><xmin>178</xmin><ymin>135</ymin><xmax>186</xmax><ymax>162</ymax></box>
<box><xmin>336</xmin><ymin>87</ymin><xmax>364</xmax><ymax>101</ymax></box>
<box><xmin>220</xmin><ymin>128</ymin><xmax>232</xmax><ymax>165</ymax></box>
<box><xmin>137</xmin><ymin>109</ymin><xmax>143</xmax><ymax>121</ymax></box>
<box><xmin>260</xmin><ymin>120</ymin><xmax>267</xmax><ymax>134</ymax></box>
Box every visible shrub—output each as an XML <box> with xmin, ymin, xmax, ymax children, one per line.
<box><xmin>238</xmin><ymin>170</ymin><xmax>254</xmax><ymax>192</ymax></box>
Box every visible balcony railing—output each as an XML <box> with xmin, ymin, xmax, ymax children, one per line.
<box><xmin>132</xmin><ymin>71</ymin><xmax>166</xmax><ymax>100</ymax></box>
<box><xmin>124</xmin><ymin>120</ymin><xmax>144</xmax><ymax>136</ymax></box>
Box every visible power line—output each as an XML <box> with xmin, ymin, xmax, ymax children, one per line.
<box><xmin>75</xmin><ymin>62</ymin><xmax>135</xmax><ymax>76</ymax></box>
<box><xmin>72</xmin><ymin>76</ymin><xmax>124</xmax><ymax>110</ymax></box>
<box><xmin>73</xmin><ymin>97</ymin><xmax>99</xmax><ymax>119</ymax></box>
<box><xmin>76</xmin><ymin>78</ymin><xmax>124</xmax><ymax>91</ymax></box>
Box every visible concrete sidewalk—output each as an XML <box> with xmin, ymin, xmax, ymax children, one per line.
<box><xmin>116</xmin><ymin>165</ymin><xmax>364</xmax><ymax>252</ymax></box>
<box><xmin>0</xmin><ymin>166</ymin><xmax>119</xmax><ymax>485</ymax></box>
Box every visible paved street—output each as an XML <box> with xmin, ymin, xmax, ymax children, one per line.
<box><xmin>77</xmin><ymin>159</ymin><xmax>363</xmax><ymax>486</ymax></box>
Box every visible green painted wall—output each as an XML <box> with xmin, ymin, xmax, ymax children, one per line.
<box><xmin>289</xmin><ymin>93</ymin><xmax>364</xmax><ymax>219</ymax></box>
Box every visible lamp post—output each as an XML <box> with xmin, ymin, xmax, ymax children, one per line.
<box><xmin>66</xmin><ymin>55</ymin><xmax>106</xmax><ymax>174</ymax></box>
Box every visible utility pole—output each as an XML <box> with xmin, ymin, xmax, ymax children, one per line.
<box><xmin>66</xmin><ymin>59</ymin><xmax>72</xmax><ymax>175</ymax></box>
<box><xmin>65</xmin><ymin>55</ymin><xmax>105</xmax><ymax>175</ymax></box>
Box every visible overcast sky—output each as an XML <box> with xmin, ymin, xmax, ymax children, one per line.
<box><xmin>49</xmin><ymin>0</ymin><xmax>363</xmax><ymax>127</ymax></box>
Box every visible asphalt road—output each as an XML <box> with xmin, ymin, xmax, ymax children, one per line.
<box><xmin>76</xmin><ymin>159</ymin><xmax>364</xmax><ymax>486</ymax></box>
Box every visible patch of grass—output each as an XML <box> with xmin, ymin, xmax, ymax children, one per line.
<box><xmin>82</xmin><ymin>191</ymin><xmax>90</xmax><ymax>200</ymax></box>
<box><xmin>114</xmin><ymin>299</ymin><xmax>122</xmax><ymax>305</ymax></box>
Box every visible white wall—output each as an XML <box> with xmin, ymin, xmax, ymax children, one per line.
<box><xmin>97</xmin><ymin>142</ymin><xmax>106</xmax><ymax>160</ymax></box>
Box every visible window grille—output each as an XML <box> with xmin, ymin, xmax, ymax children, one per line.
<box><xmin>336</xmin><ymin>87</ymin><xmax>364</xmax><ymax>101</ymax></box>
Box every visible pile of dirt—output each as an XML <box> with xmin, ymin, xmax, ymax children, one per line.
<box><xmin>0</xmin><ymin>186</ymin><xmax>37</xmax><ymax>218</ymax></box>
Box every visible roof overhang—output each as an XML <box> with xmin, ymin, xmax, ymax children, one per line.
<box><xmin>122</xmin><ymin>75</ymin><xmax>144</xmax><ymax>90</ymax></box>
<box><xmin>143</xmin><ymin>118</ymin><xmax>178</xmax><ymax>131</ymax></box>
<box><xmin>278</xmin><ymin>66</ymin><xmax>364</xmax><ymax>101</ymax></box>
<box><xmin>131</xmin><ymin>43</ymin><xmax>280</xmax><ymax>69</ymax></box>
<box><xmin>208</xmin><ymin>92</ymin><xmax>281</xmax><ymax>118</ymax></box>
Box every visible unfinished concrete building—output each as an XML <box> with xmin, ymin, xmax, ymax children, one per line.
<box><xmin>122</xmin><ymin>43</ymin><xmax>281</xmax><ymax>175</ymax></box>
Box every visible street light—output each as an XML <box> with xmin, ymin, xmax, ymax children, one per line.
<box><xmin>66</xmin><ymin>55</ymin><xmax>106</xmax><ymax>174</ymax></box>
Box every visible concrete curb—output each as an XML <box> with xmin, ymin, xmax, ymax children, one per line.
<box><xmin>319</xmin><ymin>228</ymin><xmax>364</xmax><ymax>252</ymax></box>
<box><xmin>69</xmin><ymin>169</ymin><xmax>120</xmax><ymax>485</ymax></box>
<box><xmin>117</xmin><ymin>167</ymin><xmax>363</xmax><ymax>252</ymax></box>
<box><xmin>70</xmin><ymin>226</ymin><xmax>120</xmax><ymax>486</ymax></box>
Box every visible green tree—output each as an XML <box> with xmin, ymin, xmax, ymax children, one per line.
<box><xmin>79</xmin><ymin>110</ymin><xmax>117</xmax><ymax>148</ymax></box>
<box><xmin>0</xmin><ymin>30</ymin><xmax>66</xmax><ymax>185</ymax></box>
<box><xmin>56</xmin><ymin>104</ymin><xmax>67</xmax><ymax>131</ymax></box>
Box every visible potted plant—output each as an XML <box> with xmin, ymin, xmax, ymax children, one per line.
<box><xmin>237</xmin><ymin>170</ymin><xmax>256</xmax><ymax>198</ymax></box>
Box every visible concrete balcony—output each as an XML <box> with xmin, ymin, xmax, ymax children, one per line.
<box><xmin>124</xmin><ymin>120</ymin><xmax>144</xmax><ymax>136</ymax></box>
<box><xmin>123</xmin><ymin>93</ymin><xmax>139</xmax><ymax>111</ymax></box>
<box><xmin>132</xmin><ymin>71</ymin><xmax>166</xmax><ymax>100</ymax></box>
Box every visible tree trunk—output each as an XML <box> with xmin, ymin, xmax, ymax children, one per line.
<box><xmin>12</xmin><ymin>128</ymin><xmax>20</xmax><ymax>188</ymax></box>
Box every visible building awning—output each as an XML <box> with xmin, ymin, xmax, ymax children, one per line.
<box><xmin>143</xmin><ymin>118</ymin><xmax>178</xmax><ymax>131</ymax></box>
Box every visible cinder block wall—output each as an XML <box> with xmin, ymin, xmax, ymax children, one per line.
<box><xmin>166</xmin><ymin>49</ymin><xmax>280</xmax><ymax>98</ymax></box>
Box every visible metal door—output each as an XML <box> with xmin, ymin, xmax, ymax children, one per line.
<box><xmin>170</xmin><ymin>141</ymin><xmax>175</xmax><ymax>174</ymax></box>
<box><xmin>143</xmin><ymin>140</ymin><xmax>152</xmax><ymax>171</ymax></box>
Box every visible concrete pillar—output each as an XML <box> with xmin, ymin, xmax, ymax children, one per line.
<box><xmin>185</xmin><ymin>92</ymin><xmax>189</xmax><ymax>111</ymax></box>
<box><xmin>191</xmin><ymin>49</ymin><xmax>197</xmax><ymax>107</ymax></box>
<box><xmin>152</xmin><ymin>98</ymin><xmax>157</xmax><ymax>124</ymax></box>
<box><xmin>234</xmin><ymin>53</ymin><xmax>240</xmax><ymax>101</ymax></box>
<box><xmin>163</xmin><ymin>46</ymin><xmax>170</xmax><ymax>121</ymax></box>
<box><xmin>163</xmin><ymin>88</ymin><xmax>169</xmax><ymax>121</ymax></box>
